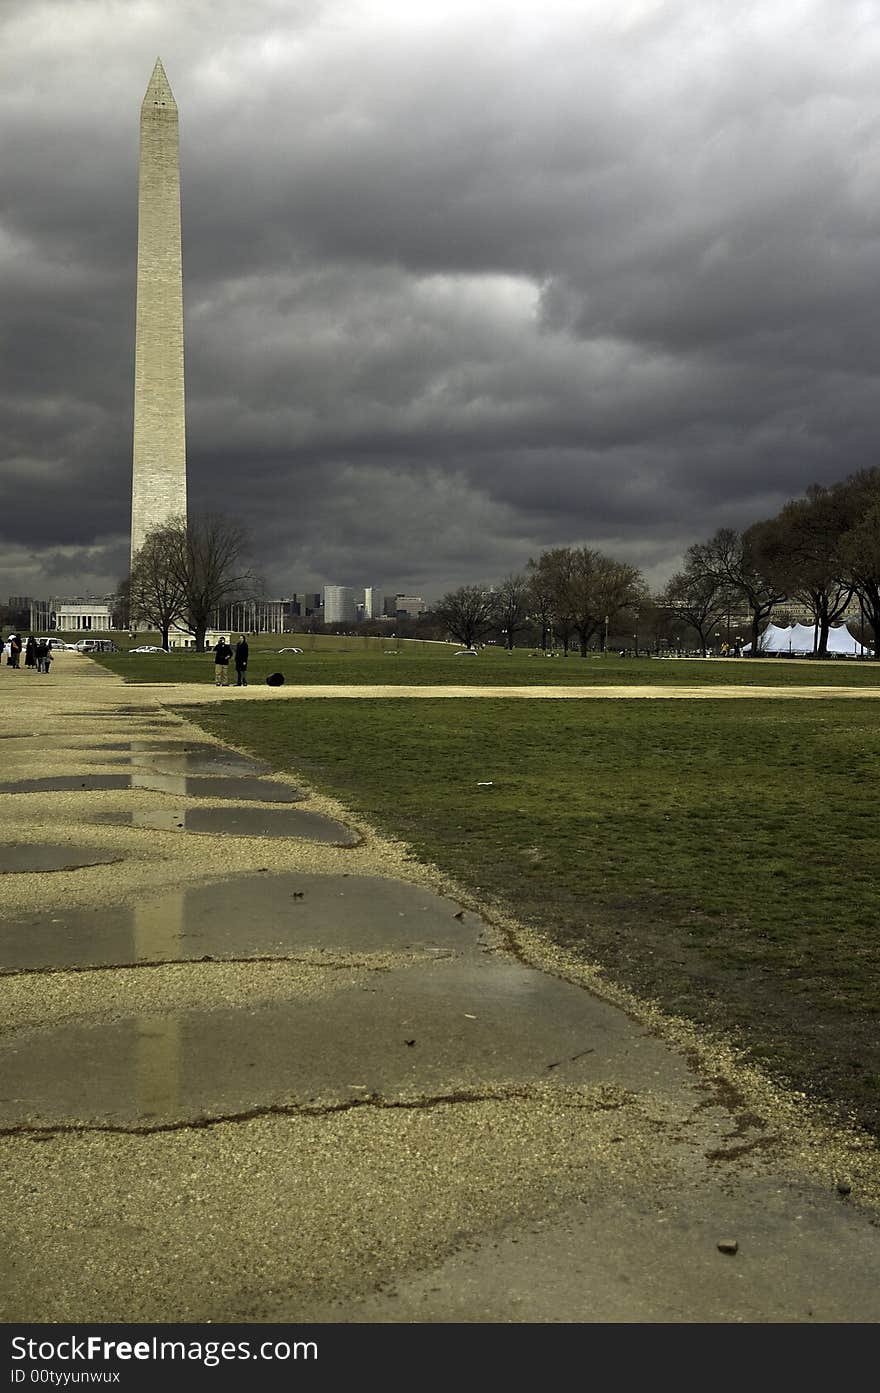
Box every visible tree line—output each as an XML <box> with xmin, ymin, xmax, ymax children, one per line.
<box><xmin>664</xmin><ymin>466</ymin><xmax>880</xmax><ymax>657</ymax></box>
<box><xmin>123</xmin><ymin>465</ymin><xmax>880</xmax><ymax>657</ymax></box>
<box><xmin>435</xmin><ymin>466</ymin><xmax>880</xmax><ymax>657</ymax></box>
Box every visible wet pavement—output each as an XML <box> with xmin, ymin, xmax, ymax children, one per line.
<box><xmin>2</xmin><ymin>956</ymin><xmax>683</xmax><ymax>1128</ymax></box>
<box><xmin>0</xmin><ymin>845</ymin><xmax>126</xmax><ymax>874</ymax></box>
<box><xmin>1</xmin><ymin>656</ymin><xmax>879</xmax><ymax>1323</ymax></box>
<box><xmin>0</xmin><ymin>773</ymin><xmax>300</xmax><ymax>800</ymax></box>
<box><xmin>130</xmin><ymin>747</ymin><xmax>272</xmax><ymax>776</ymax></box>
<box><xmin>0</xmin><ymin>873</ymin><xmax>486</xmax><ymax>971</ymax></box>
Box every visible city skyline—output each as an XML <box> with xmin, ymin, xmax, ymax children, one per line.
<box><xmin>3</xmin><ymin>2</ymin><xmax>880</xmax><ymax>602</ymax></box>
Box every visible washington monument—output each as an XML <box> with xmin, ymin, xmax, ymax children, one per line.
<box><xmin>131</xmin><ymin>58</ymin><xmax>187</xmax><ymax>563</ymax></box>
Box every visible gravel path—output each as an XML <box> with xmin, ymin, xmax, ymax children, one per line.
<box><xmin>1</xmin><ymin>654</ymin><xmax>878</xmax><ymax>1323</ymax></box>
<box><xmin>120</xmin><ymin>681</ymin><xmax>880</xmax><ymax>701</ymax></box>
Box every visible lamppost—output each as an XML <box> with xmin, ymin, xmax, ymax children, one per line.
<box><xmin>604</xmin><ymin>614</ymin><xmax>609</xmax><ymax>654</ymax></box>
<box><xmin>634</xmin><ymin>608</ymin><xmax>640</xmax><ymax>658</ymax></box>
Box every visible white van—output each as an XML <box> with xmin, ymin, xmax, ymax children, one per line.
<box><xmin>74</xmin><ymin>639</ymin><xmax>118</xmax><ymax>653</ymax></box>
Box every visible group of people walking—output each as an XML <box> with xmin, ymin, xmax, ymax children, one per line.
<box><xmin>3</xmin><ymin>635</ymin><xmax>52</xmax><ymax>673</ymax></box>
<box><xmin>213</xmin><ymin>635</ymin><xmax>249</xmax><ymax>686</ymax></box>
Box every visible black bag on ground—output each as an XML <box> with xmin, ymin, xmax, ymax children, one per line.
<box><xmin>266</xmin><ymin>672</ymin><xmax>285</xmax><ymax>686</ymax></box>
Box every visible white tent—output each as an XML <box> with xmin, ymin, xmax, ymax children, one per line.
<box><xmin>744</xmin><ymin>623</ymin><xmax>869</xmax><ymax>656</ymax></box>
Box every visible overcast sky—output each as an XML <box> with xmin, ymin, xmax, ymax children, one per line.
<box><xmin>3</xmin><ymin>0</ymin><xmax>880</xmax><ymax>603</ymax></box>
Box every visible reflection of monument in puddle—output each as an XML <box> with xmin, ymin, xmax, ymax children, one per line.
<box><xmin>128</xmin><ymin>808</ymin><xmax>187</xmax><ymax>831</ymax></box>
<box><xmin>135</xmin><ymin>1015</ymin><xmax>181</xmax><ymax>1118</ymax></box>
<box><xmin>131</xmin><ymin>771</ymin><xmax>189</xmax><ymax>797</ymax></box>
<box><xmin>129</xmin><ymin>771</ymin><xmax>303</xmax><ymax>802</ymax></box>
<box><xmin>134</xmin><ymin>896</ymin><xmax>182</xmax><ymax>1118</ymax></box>
<box><xmin>134</xmin><ymin>892</ymin><xmax>184</xmax><ymax>960</ymax></box>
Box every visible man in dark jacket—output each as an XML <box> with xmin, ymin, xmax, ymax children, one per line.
<box><xmin>213</xmin><ymin>637</ymin><xmax>232</xmax><ymax>686</ymax></box>
<box><xmin>235</xmin><ymin>635</ymin><xmax>249</xmax><ymax>686</ymax></box>
<box><xmin>35</xmin><ymin>639</ymin><xmax>51</xmax><ymax>674</ymax></box>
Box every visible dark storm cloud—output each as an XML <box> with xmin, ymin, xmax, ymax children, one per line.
<box><xmin>3</xmin><ymin>0</ymin><xmax>880</xmax><ymax>600</ymax></box>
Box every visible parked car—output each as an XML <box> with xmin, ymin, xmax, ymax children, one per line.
<box><xmin>74</xmin><ymin>639</ymin><xmax>118</xmax><ymax>653</ymax></box>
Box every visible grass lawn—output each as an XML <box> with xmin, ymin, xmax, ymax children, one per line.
<box><xmin>181</xmin><ymin>694</ymin><xmax>880</xmax><ymax>1137</ymax></box>
<box><xmin>98</xmin><ymin>644</ymin><xmax>880</xmax><ymax>688</ymax></box>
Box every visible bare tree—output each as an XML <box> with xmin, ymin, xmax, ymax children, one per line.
<box><xmin>536</xmin><ymin>547</ymin><xmax>645</xmax><ymax>657</ymax></box>
<box><xmin>662</xmin><ymin>566</ymin><xmax>731</xmax><ymax>657</ymax></box>
<box><xmin>129</xmin><ymin>529</ymin><xmax>187</xmax><ymax>649</ymax></box>
<box><xmin>527</xmin><ymin>548</ymin><xmax>576</xmax><ymax>652</ymax></box>
<box><xmin>526</xmin><ymin>558</ymin><xmax>558</xmax><ymax>650</ymax></box>
<box><xmin>748</xmin><ymin>488</ymin><xmax>853</xmax><ymax>655</ymax></box>
<box><xmin>835</xmin><ymin>469</ymin><xmax>880</xmax><ymax>659</ymax></box>
<box><xmin>493</xmin><ymin>573</ymin><xmax>531</xmax><ymax>649</ymax></box>
<box><xmin>688</xmin><ymin>528</ymin><xmax>786</xmax><ymax>656</ymax></box>
<box><xmin>590</xmin><ymin>554</ymin><xmax>647</xmax><ymax>655</ymax></box>
<box><xmin>112</xmin><ymin>575</ymin><xmax>132</xmax><ymax>633</ymax></box>
<box><xmin>435</xmin><ymin>585</ymin><xmax>497</xmax><ymax>650</ymax></box>
<box><xmin>158</xmin><ymin>513</ymin><xmax>255</xmax><ymax>653</ymax></box>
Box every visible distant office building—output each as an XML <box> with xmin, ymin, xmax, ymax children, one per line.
<box><xmin>7</xmin><ymin>596</ymin><xmax>31</xmax><ymax>614</ymax></box>
<box><xmin>290</xmin><ymin>592</ymin><xmax>322</xmax><ymax>618</ymax></box>
<box><xmin>323</xmin><ymin>586</ymin><xmax>358</xmax><ymax>624</ymax></box>
<box><xmin>394</xmin><ymin>594</ymin><xmax>427</xmax><ymax>618</ymax></box>
<box><xmin>363</xmin><ymin>587</ymin><xmax>387</xmax><ymax>620</ymax></box>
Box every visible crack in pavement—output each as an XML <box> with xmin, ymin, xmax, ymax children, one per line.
<box><xmin>0</xmin><ymin>1082</ymin><xmax>634</xmax><ymax>1139</ymax></box>
<box><xmin>705</xmin><ymin>1134</ymin><xmax>782</xmax><ymax>1163</ymax></box>
<box><xmin>0</xmin><ymin>953</ymin><xmax>400</xmax><ymax>979</ymax></box>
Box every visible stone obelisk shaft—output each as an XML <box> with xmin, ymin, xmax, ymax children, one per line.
<box><xmin>131</xmin><ymin>58</ymin><xmax>187</xmax><ymax>563</ymax></box>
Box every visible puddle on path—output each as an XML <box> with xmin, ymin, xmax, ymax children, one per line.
<box><xmin>0</xmin><ymin>773</ymin><xmax>301</xmax><ymax>801</ymax></box>
<box><xmin>93</xmin><ymin>807</ymin><xmax>359</xmax><ymax>844</ymax></box>
<box><xmin>0</xmin><ymin>746</ymin><xmax>129</xmax><ymax>764</ymax></box>
<box><xmin>62</xmin><ymin>714</ymin><xmax>178</xmax><ymax>724</ymax></box>
<box><xmin>0</xmin><ymin>845</ymin><xmax>125</xmax><ymax>875</ymax></box>
<box><xmin>0</xmin><ymin>873</ymin><xmax>483</xmax><ymax>971</ymax></box>
<box><xmin>73</xmin><ymin>740</ymin><xmax>172</xmax><ymax>751</ymax></box>
<box><xmin>1</xmin><ymin>775</ymin><xmax>132</xmax><ymax>793</ymax></box>
<box><xmin>130</xmin><ymin>773</ymin><xmax>302</xmax><ymax>801</ymax></box>
<box><xmin>108</xmin><ymin>708</ymin><xmax>186</xmax><ymax>721</ymax></box>
<box><xmin>129</xmin><ymin>749</ymin><xmax>271</xmax><ymax>777</ymax></box>
<box><xmin>42</xmin><ymin>741</ymin><xmax>260</xmax><ymax>764</ymax></box>
<box><xmin>0</xmin><ymin>957</ymin><xmax>672</xmax><ymax>1127</ymax></box>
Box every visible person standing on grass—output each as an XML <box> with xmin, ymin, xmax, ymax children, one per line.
<box><xmin>9</xmin><ymin>634</ymin><xmax>22</xmax><ymax>669</ymax></box>
<box><xmin>24</xmin><ymin>636</ymin><xmax>37</xmax><ymax>670</ymax></box>
<box><xmin>213</xmin><ymin>636</ymin><xmax>232</xmax><ymax>686</ymax></box>
<box><xmin>235</xmin><ymin>634</ymin><xmax>249</xmax><ymax>687</ymax></box>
